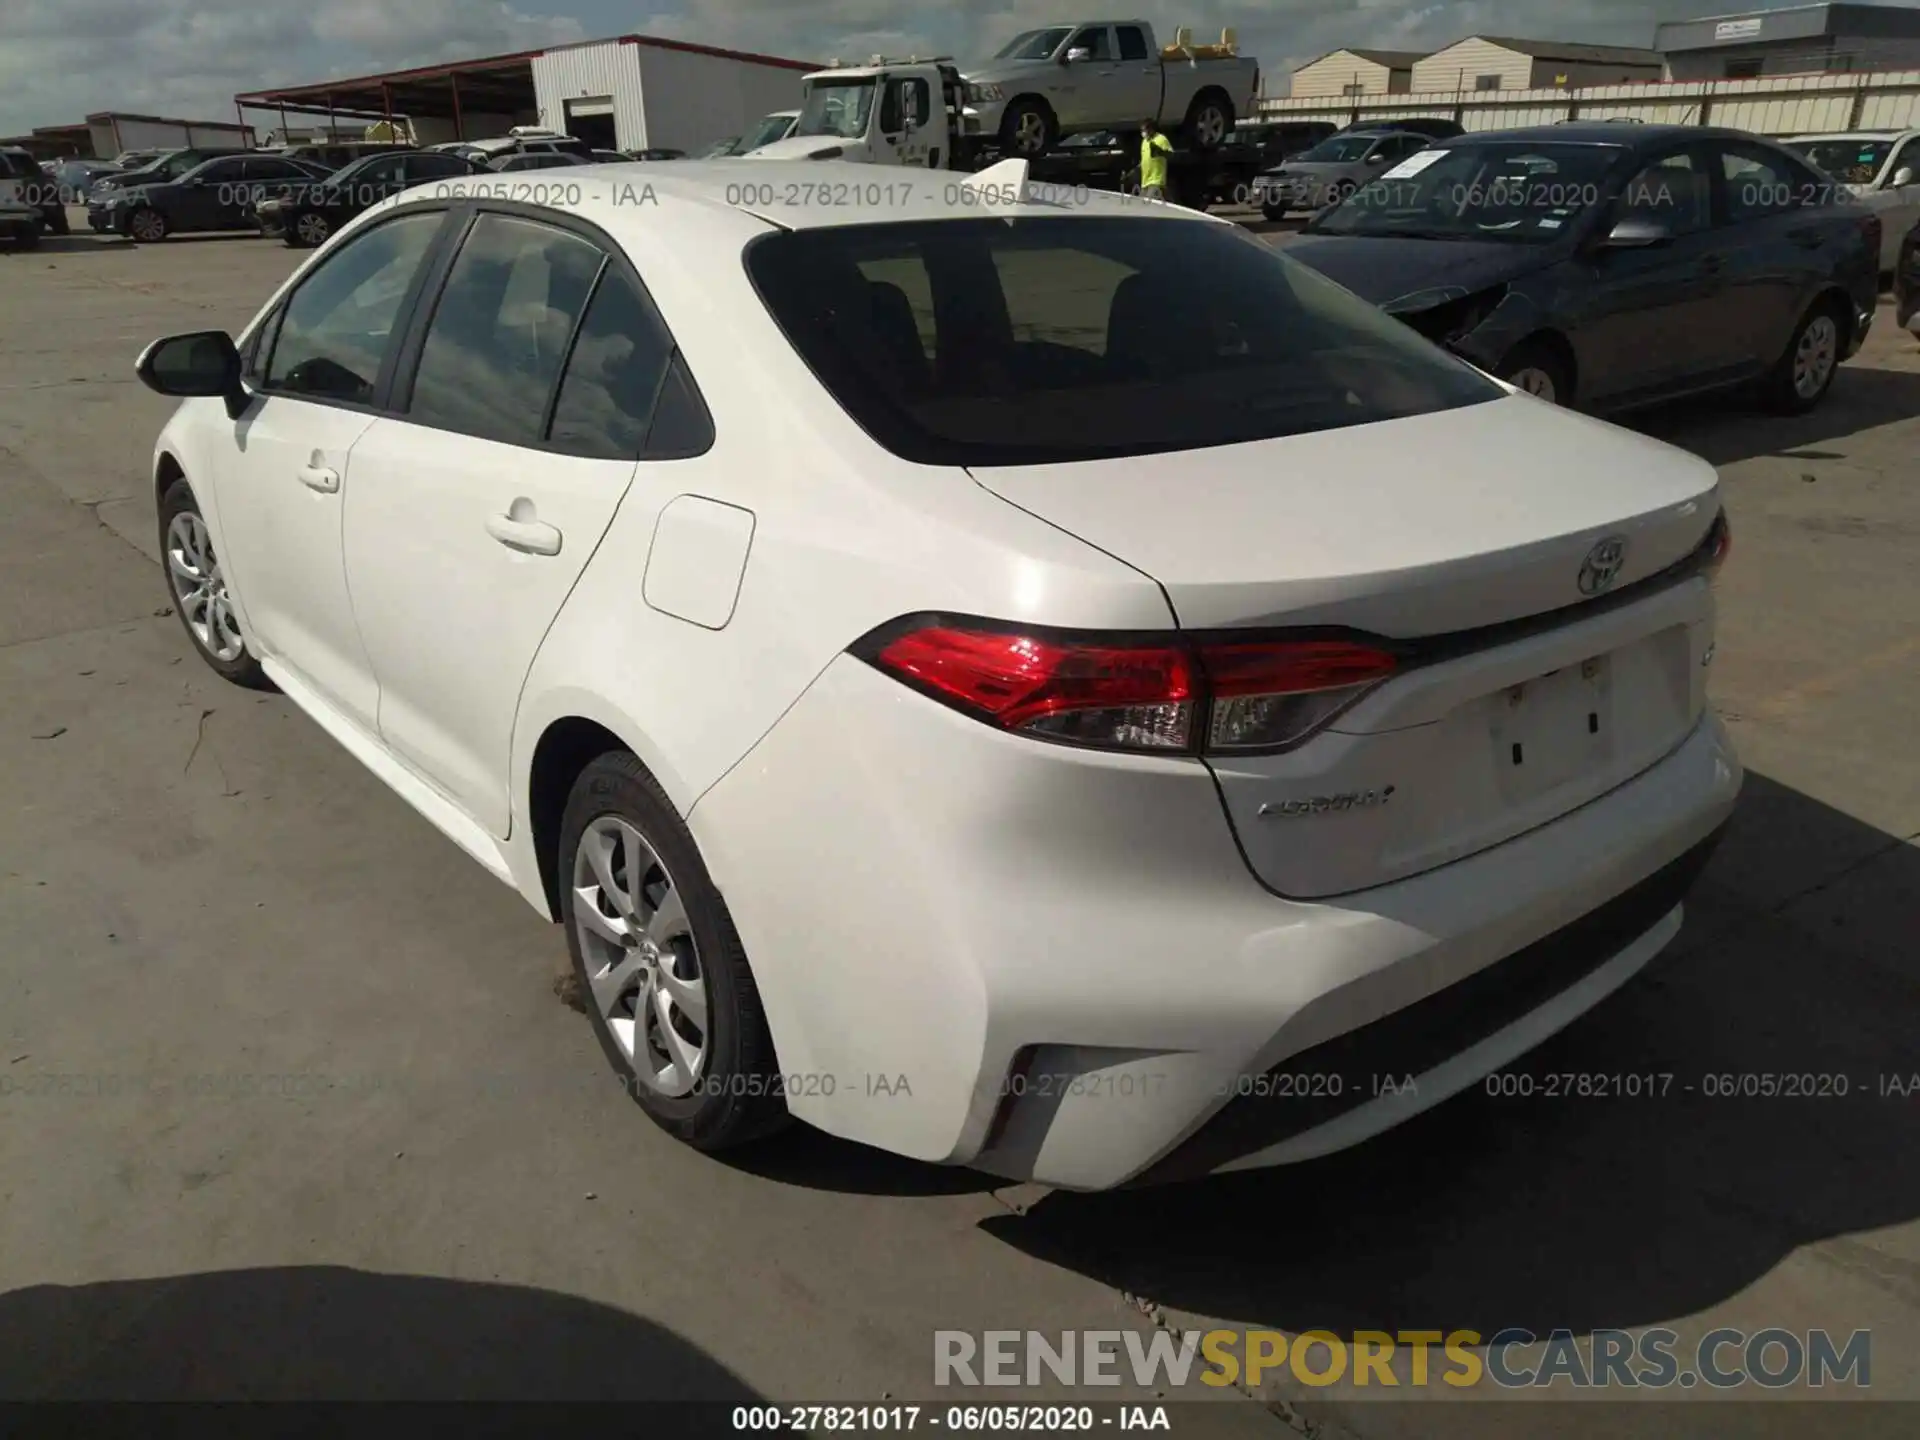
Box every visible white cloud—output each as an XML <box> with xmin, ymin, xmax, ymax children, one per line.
<box><xmin>0</xmin><ymin>0</ymin><xmax>584</xmax><ymax>136</ymax></box>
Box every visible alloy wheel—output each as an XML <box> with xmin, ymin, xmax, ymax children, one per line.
<box><xmin>165</xmin><ymin>511</ymin><xmax>244</xmax><ymax>663</ymax></box>
<box><xmin>294</xmin><ymin>212</ymin><xmax>331</xmax><ymax>246</ymax></box>
<box><xmin>129</xmin><ymin>209</ymin><xmax>164</xmax><ymax>242</ymax></box>
<box><xmin>1793</xmin><ymin>315</ymin><xmax>1838</xmax><ymax>400</ymax></box>
<box><xmin>1509</xmin><ymin>366</ymin><xmax>1558</xmax><ymax>403</ymax></box>
<box><xmin>571</xmin><ymin>814</ymin><xmax>709</xmax><ymax>1097</ymax></box>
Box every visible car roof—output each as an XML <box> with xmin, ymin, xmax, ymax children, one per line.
<box><xmin>392</xmin><ymin>158</ymin><xmax>1215</xmax><ymax>234</ymax></box>
<box><xmin>1436</xmin><ymin>122</ymin><xmax>1772</xmax><ymax>148</ymax></box>
<box><xmin>1783</xmin><ymin>129</ymin><xmax>1911</xmax><ymax>141</ymax></box>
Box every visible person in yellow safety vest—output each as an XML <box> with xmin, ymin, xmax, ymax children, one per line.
<box><xmin>1138</xmin><ymin>118</ymin><xmax>1173</xmax><ymax>201</ymax></box>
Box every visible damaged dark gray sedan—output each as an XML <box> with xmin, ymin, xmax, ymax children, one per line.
<box><xmin>1285</xmin><ymin>124</ymin><xmax>1881</xmax><ymax>416</ymax></box>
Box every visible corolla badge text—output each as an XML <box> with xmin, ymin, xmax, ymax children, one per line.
<box><xmin>1259</xmin><ymin>786</ymin><xmax>1396</xmax><ymax>819</ymax></box>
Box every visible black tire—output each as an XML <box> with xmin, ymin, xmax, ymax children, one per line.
<box><xmin>11</xmin><ymin>226</ymin><xmax>39</xmax><ymax>251</ymax></box>
<box><xmin>1183</xmin><ymin>91</ymin><xmax>1235</xmax><ymax>151</ymax></box>
<box><xmin>1260</xmin><ymin>202</ymin><xmax>1289</xmax><ymax>223</ymax></box>
<box><xmin>558</xmin><ymin>752</ymin><xmax>789</xmax><ymax>1152</ymax></box>
<box><xmin>999</xmin><ymin>99</ymin><xmax>1056</xmax><ymax>157</ymax></box>
<box><xmin>1758</xmin><ymin>296</ymin><xmax>1845</xmax><ymax>415</ymax></box>
<box><xmin>157</xmin><ymin>477</ymin><xmax>272</xmax><ymax>689</ymax></box>
<box><xmin>126</xmin><ymin>206</ymin><xmax>168</xmax><ymax>243</ymax></box>
<box><xmin>1496</xmin><ymin>338</ymin><xmax>1574</xmax><ymax>406</ymax></box>
<box><xmin>285</xmin><ymin>210</ymin><xmax>330</xmax><ymax>249</ymax></box>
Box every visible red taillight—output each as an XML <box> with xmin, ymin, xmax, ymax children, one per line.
<box><xmin>865</xmin><ymin>623</ymin><xmax>1397</xmax><ymax>755</ymax></box>
<box><xmin>1703</xmin><ymin>510</ymin><xmax>1732</xmax><ymax>580</ymax></box>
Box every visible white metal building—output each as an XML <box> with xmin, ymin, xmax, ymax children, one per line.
<box><xmin>236</xmin><ymin>33</ymin><xmax>816</xmax><ymax>157</ymax></box>
<box><xmin>532</xmin><ymin>36</ymin><xmax>816</xmax><ymax>153</ymax></box>
<box><xmin>1657</xmin><ymin>3</ymin><xmax>1920</xmax><ymax>80</ymax></box>
<box><xmin>1289</xmin><ymin>49</ymin><xmax>1425</xmax><ymax>98</ymax></box>
<box><xmin>1412</xmin><ymin>36</ymin><xmax>1666</xmax><ymax>92</ymax></box>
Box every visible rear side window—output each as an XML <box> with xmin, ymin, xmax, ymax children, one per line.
<box><xmin>1718</xmin><ymin>142</ymin><xmax>1825</xmax><ymax>219</ymax></box>
<box><xmin>404</xmin><ymin>153</ymin><xmax>476</xmax><ymax>182</ymax></box>
<box><xmin>405</xmin><ymin>213</ymin><xmax>605</xmax><ymax>445</ymax></box>
<box><xmin>1116</xmin><ymin>25</ymin><xmax>1149</xmax><ymax>61</ymax></box>
<box><xmin>746</xmin><ymin>217</ymin><xmax>1501</xmax><ymax>467</ymax></box>
<box><xmin>265</xmin><ymin>210</ymin><xmax>444</xmax><ymax>403</ymax></box>
<box><xmin>547</xmin><ymin>269</ymin><xmax>677</xmax><ymax>459</ymax></box>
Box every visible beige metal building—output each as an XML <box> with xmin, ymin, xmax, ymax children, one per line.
<box><xmin>1289</xmin><ymin>48</ymin><xmax>1425</xmax><ymax>98</ymax></box>
<box><xmin>1411</xmin><ymin>36</ymin><xmax>1665</xmax><ymax>93</ymax></box>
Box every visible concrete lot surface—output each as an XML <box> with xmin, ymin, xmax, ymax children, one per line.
<box><xmin>1</xmin><ymin>223</ymin><xmax>1916</xmax><ymax>1436</ymax></box>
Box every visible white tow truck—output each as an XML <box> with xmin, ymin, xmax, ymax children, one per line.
<box><xmin>745</xmin><ymin>53</ymin><xmax>1234</xmax><ymax>208</ymax></box>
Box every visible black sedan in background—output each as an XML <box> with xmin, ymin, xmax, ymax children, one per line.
<box><xmin>89</xmin><ymin>153</ymin><xmax>330</xmax><ymax>241</ymax></box>
<box><xmin>257</xmin><ymin>149</ymin><xmax>488</xmax><ymax>247</ymax></box>
<box><xmin>1286</xmin><ymin>124</ymin><xmax>1881</xmax><ymax>415</ymax></box>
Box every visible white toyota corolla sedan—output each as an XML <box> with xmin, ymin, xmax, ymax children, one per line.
<box><xmin>136</xmin><ymin>160</ymin><xmax>1740</xmax><ymax>1191</ymax></box>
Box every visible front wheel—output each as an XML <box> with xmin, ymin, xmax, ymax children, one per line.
<box><xmin>559</xmin><ymin>753</ymin><xmax>789</xmax><ymax>1152</ymax></box>
<box><xmin>1260</xmin><ymin>201</ymin><xmax>1289</xmax><ymax>222</ymax></box>
<box><xmin>1759</xmin><ymin>299</ymin><xmax>1843</xmax><ymax>414</ymax></box>
<box><xmin>1497</xmin><ymin>340</ymin><xmax>1572</xmax><ymax>406</ymax></box>
<box><xmin>290</xmin><ymin>210</ymin><xmax>331</xmax><ymax>248</ymax></box>
<box><xmin>999</xmin><ymin>100</ymin><xmax>1056</xmax><ymax>157</ymax></box>
<box><xmin>126</xmin><ymin>206</ymin><xmax>168</xmax><ymax>243</ymax></box>
<box><xmin>158</xmin><ymin>478</ymin><xmax>271</xmax><ymax>689</ymax></box>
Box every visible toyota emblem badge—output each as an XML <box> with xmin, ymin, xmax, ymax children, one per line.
<box><xmin>1578</xmin><ymin>536</ymin><xmax>1628</xmax><ymax>596</ymax></box>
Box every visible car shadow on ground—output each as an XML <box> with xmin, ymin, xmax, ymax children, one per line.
<box><xmin>972</xmin><ymin>770</ymin><xmax>1919</xmax><ymax>1338</ymax></box>
<box><xmin>723</xmin><ymin>1123</ymin><xmax>1005</xmax><ymax>1197</ymax></box>
<box><xmin>0</xmin><ymin>1264</ymin><xmax>763</xmax><ymax>1403</ymax></box>
<box><xmin>1626</xmin><ymin>350</ymin><xmax>1920</xmax><ymax>468</ymax></box>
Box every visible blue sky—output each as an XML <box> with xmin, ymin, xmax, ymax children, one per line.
<box><xmin>0</xmin><ymin>0</ymin><xmax>1863</xmax><ymax>137</ymax></box>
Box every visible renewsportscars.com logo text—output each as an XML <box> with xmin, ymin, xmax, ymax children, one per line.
<box><xmin>934</xmin><ymin>1328</ymin><xmax>1871</xmax><ymax>1391</ymax></box>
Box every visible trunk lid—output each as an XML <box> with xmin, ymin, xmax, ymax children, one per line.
<box><xmin>969</xmin><ymin>395</ymin><xmax>1722</xmax><ymax>897</ymax></box>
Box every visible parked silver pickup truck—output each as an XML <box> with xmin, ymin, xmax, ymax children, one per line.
<box><xmin>961</xmin><ymin>19</ymin><xmax>1259</xmax><ymax>156</ymax></box>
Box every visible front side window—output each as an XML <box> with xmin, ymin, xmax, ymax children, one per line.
<box><xmin>881</xmin><ymin>78</ymin><xmax>932</xmax><ymax>133</ymax></box>
<box><xmin>995</xmin><ymin>27</ymin><xmax>1073</xmax><ymax>61</ymax></box>
<box><xmin>1619</xmin><ymin>150</ymin><xmax>1710</xmax><ymax>235</ymax></box>
<box><xmin>746</xmin><ymin>217</ymin><xmax>1502</xmax><ymax>467</ymax></box>
<box><xmin>1786</xmin><ymin>137</ymin><xmax>1891</xmax><ymax>185</ymax></box>
<box><xmin>264</xmin><ymin>210</ymin><xmax>445</xmax><ymax>403</ymax></box>
<box><xmin>405</xmin><ymin>213</ymin><xmax>605</xmax><ymax>445</ymax></box>
<box><xmin>1068</xmin><ymin>27</ymin><xmax>1113</xmax><ymax>60</ymax></box>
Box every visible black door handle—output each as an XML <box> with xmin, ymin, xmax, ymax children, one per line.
<box><xmin>1787</xmin><ymin>227</ymin><xmax>1824</xmax><ymax>249</ymax></box>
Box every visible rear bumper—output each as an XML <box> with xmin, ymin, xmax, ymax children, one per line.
<box><xmin>690</xmin><ymin>653</ymin><xmax>1742</xmax><ymax>1191</ymax></box>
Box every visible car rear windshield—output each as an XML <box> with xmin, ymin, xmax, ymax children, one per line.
<box><xmin>1311</xmin><ymin>140</ymin><xmax>1629</xmax><ymax>242</ymax></box>
<box><xmin>745</xmin><ymin>216</ymin><xmax>1502</xmax><ymax>467</ymax></box>
<box><xmin>1786</xmin><ymin>138</ymin><xmax>1892</xmax><ymax>184</ymax></box>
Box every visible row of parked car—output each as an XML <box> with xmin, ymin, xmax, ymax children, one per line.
<box><xmin>0</xmin><ymin>129</ymin><xmax>696</xmax><ymax>249</ymax></box>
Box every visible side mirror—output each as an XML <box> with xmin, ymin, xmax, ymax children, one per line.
<box><xmin>1892</xmin><ymin>166</ymin><xmax>1915</xmax><ymax>188</ymax></box>
<box><xmin>1364</xmin><ymin>152</ymin><xmax>1387</xmax><ymax>164</ymax></box>
<box><xmin>1600</xmin><ymin>213</ymin><xmax>1675</xmax><ymax>248</ymax></box>
<box><xmin>1065</xmin><ymin>47</ymin><xmax>1092</xmax><ymax>63</ymax></box>
<box><xmin>136</xmin><ymin>331</ymin><xmax>247</xmax><ymax>419</ymax></box>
